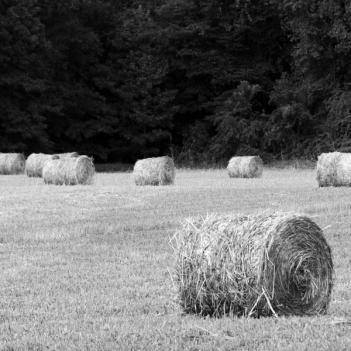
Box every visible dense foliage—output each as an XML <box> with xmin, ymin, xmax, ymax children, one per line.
<box><xmin>1</xmin><ymin>0</ymin><xmax>351</xmax><ymax>163</ymax></box>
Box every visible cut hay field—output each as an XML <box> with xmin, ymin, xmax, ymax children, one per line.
<box><xmin>0</xmin><ymin>168</ymin><xmax>351</xmax><ymax>350</ymax></box>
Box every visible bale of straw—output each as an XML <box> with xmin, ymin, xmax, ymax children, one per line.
<box><xmin>172</xmin><ymin>212</ymin><xmax>333</xmax><ymax>317</ymax></box>
<box><xmin>0</xmin><ymin>153</ymin><xmax>25</xmax><ymax>175</ymax></box>
<box><xmin>42</xmin><ymin>155</ymin><xmax>95</xmax><ymax>185</ymax></box>
<box><xmin>133</xmin><ymin>156</ymin><xmax>175</xmax><ymax>186</ymax></box>
<box><xmin>25</xmin><ymin>153</ymin><xmax>60</xmax><ymax>177</ymax></box>
<box><xmin>316</xmin><ymin>152</ymin><xmax>351</xmax><ymax>187</ymax></box>
<box><xmin>227</xmin><ymin>156</ymin><xmax>263</xmax><ymax>178</ymax></box>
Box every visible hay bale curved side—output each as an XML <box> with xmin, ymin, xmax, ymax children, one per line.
<box><xmin>57</xmin><ymin>152</ymin><xmax>79</xmax><ymax>158</ymax></box>
<box><xmin>227</xmin><ymin>156</ymin><xmax>263</xmax><ymax>178</ymax></box>
<box><xmin>0</xmin><ymin>154</ymin><xmax>8</xmax><ymax>174</ymax></box>
<box><xmin>317</xmin><ymin>152</ymin><xmax>351</xmax><ymax>187</ymax></box>
<box><xmin>0</xmin><ymin>153</ymin><xmax>25</xmax><ymax>174</ymax></box>
<box><xmin>25</xmin><ymin>153</ymin><xmax>60</xmax><ymax>177</ymax></box>
<box><xmin>316</xmin><ymin>152</ymin><xmax>342</xmax><ymax>187</ymax></box>
<box><xmin>42</xmin><ymin>155</ymin><xmax>95</xmax><ymax>185</ymax></box>
<box><xmin>133</xmin><ymin>156</ymin><xmax>175</xmax><ymax>186</ymax></box>
<box><xmin>172</xmin><ymin>212</ymin><xmax>333</xmax><ymax>317</ymax></box>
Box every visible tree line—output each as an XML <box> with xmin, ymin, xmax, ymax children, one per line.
<box><xmin>1</xmin><ymin>0</ymin><xmax>351</xmax><ymax>164</ymax></box>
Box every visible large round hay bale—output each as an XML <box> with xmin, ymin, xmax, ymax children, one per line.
<box><xmin>25</xmin><ymin>153</ymin><xmax>60</xmax><ymax>177</ymax></box>
<box><xmin>133</xmin><ymin>156</ymin><xmax>175</xmax><ymax>186</ymax></box>
<box><xmin>42</xmin><ymin>155</ymin><xmax>95</xmax><ymax>185</ymax></box>
<box><xmin>316</xmin><ymin>152</ymin><xmax>351</xmax><ymax>187</ymax></box>
<box><xmin>172</xmin><ymin>213</ymin><xmax>333</xmax><ymax>317</ymax></box>
<box><xmin>0</xmin><ymin>153</ymin><xmax>25</xmax><ymax>175</ymax></box>
<box><xmin>227</xmin><ymin>156</ymin><xmax>263</xmax><ymax>178</ymax></box>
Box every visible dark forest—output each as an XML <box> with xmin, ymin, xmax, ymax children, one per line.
<box><xmin>1</xmin><ymin>0</ymin><xmax>351</xmax><ymax>164</ymax></box>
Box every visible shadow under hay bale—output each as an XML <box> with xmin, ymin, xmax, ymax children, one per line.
<box><xmin>172</xmin><ymin>213</ymin><xmax>333</xmax><ymax>317</ymax></box>
<box><xmin>42</xmin><ymin>155</ymin><xmax>95</xmax><ymax>185</ymax></box>
<box><xmin>0</xmin><ymin>153</ymin><xmax>25</xmax><ymax>175</ymax></box>
<box><xmin>227</xmin><ymin>156</ymin><xmax>263</xmax><ymax>178</ymax></box>
<box><xmin>316</xmin><ymin>152</ymin><xmax>351</xmax><ymax>187</ymax></box>
<box><xmin>25</xmin><ymin>153</ymin><xmax>60</xmax><ymax>177</ymax></box>
<box><xmin>133</xmin><ymin>156</ymin><xmax>175</xmax><ymax>186</ymax></box>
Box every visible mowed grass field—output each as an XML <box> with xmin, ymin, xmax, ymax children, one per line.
<box><xmin>0</xmin><ymin>168</ymin><xmax>351</xmax><ymax>350</ymax></box>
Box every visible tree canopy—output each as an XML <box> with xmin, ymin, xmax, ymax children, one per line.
<box><xmin>1</xmin><ymin>0</ymin><xmax>350</xmax><ymax>163</ymax></box>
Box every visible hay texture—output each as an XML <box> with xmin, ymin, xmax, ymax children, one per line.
<box><xmin>133</xmin><ymin>156</ymin><xmax>175</xmax><ymax>186</ymax></box>
<box><xmin>316</xmin><ymin>152</ymin><xmax>351</xmax><ymax>187</ymax></box>
<box><xmin>0</xmin><ymin>153</ymin><xmax>25</xmax><ymax>175</ymax></box>
<box><xmin>25</xmin><ymin>153</ymin><xmax>60</xmax><ymax>177</ymax></box>
<box><xmin>172</xmin><ymin>213</ymin><xmax>333</xmax><ymax>317</ymax></box>
<box><xmin>42</xmin><ymin>155</ymin><xmax>95</xmax><ymax>185</ymax></box>
<box><xmin>227</xmin><ymin>156</ymin><xmax>263</xmax><ymax>178</ymax></box>
<box><xmin>57</xmin><ymin>152</ymin><xmax>79</xmax><ymax>158</ymax></box>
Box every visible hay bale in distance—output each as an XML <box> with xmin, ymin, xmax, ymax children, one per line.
<box><xmin>25</xmin><ymin>152</ymin><xmax>78</xmax><ymax>177</ymax></box>
<box><xmin>25</xmin><ymin>153</ymin><xmax>60</xmax><ymax>177</ymax></box>
<box><xmin>227</xmin><ymin>156</ymin><xmax>263</xmax><ymax>178</ymax></box>
<box><xmin>172</xmin><ymin>212</ymin><xmax>333</xmax><ymax>317</ymax></box>
<box><xmin>316</xmin><ymin>152</ymin><xmax>351</xmax><ymax>187</ymax></box>
<box><xmin>0</xmin><ymin>153</ymin><xmax>25</xmax><ymax>175</ymax></box>
<box><xmin>133</xmin><ymin>156</ymin><xmax>175</xmax><ymax>186</ymax></box>
<box><xmin>42</xmin><ymin>155</ymin><xmax>95</xmax><ymax>185</ymax></box>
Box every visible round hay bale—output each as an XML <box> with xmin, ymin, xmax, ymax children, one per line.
<box><xmin>0</xmin><ymin>153</ymin><xmax>25</xmax><ymax>175</ymax></box>
<box><xmin>227</xmin><ymin>156</ymin><xmax>263</xmax><ymax>178</ymax></box>
<box><xmin>172</xmin><ymin>212</ymin><xmax>333</xmax><ymax>317</ymax></box>
<box><xmin>316</xmin><ymin>152</ymin><xmax>351</xmax><ymax>187</ymax></box>
<box><xmin>133</xmin><ymin>156</ymin><xmax>175</xmax><ymax>186</ymax></box>
<box><xmin>25</xmin><ymin>153</ymin><xmax>60</xmax><ymax>177</ymax></box>
<box><xmin>42</xmin><ymin>155</ymin><xmax>95</xmax><ymax>185</ymax></box>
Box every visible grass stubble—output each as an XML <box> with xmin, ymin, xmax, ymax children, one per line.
<box><xmin>0</xmin><ymin>169</ymin><xmax>350</xmax><ymax>350</ymax></box>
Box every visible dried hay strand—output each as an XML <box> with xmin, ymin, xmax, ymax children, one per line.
<box><xmin>25</xmin><ymin>153</ymin><xmax>60</xmax><ymax>177</ymax></box>
<box><xmin>316</xmin><ymin>152</ymin><xmax>351</xmax><ymax>187</ymax></box>
<box><xmin>227</xmin><ymin>156</ymin><xmax>263</xmax><ymax>178</ymax></box>
<box><xmin>172</xmin><ymin>212</ymin><xmax>333</xmax><ymax>317</ymax></box>
<box><xmin>42</xmin><ymin>155</ymin><xmax>95</xmax><ymax>185</ymax></box>
<box><xmin>0</xmin><ymin>153</ymin><xmax>25</xmax><ymax>175</ymax></box>
<box><xmin>133</xmin><ymin>156</ymin><xmax>175</xmax><ymax>186</ymax></box>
